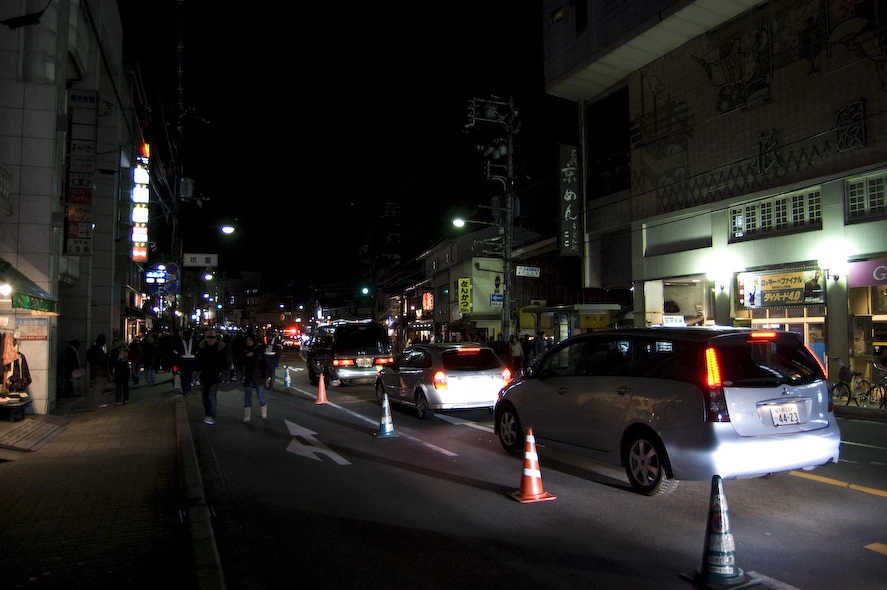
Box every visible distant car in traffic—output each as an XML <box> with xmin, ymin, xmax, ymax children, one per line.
<box><xmin>494</xmin><ymin>326</ymin><xmax>841</xmax><ymax>496</ymax></box>
<box><xmin>306</xmin><ymin>321</ymin><xmax>393</xmax><ymax>386</ymax></box>
<box><xmin>376</xmin><ymin>342</ymin><xmax>513</xmax><ymax>419</ymax></box>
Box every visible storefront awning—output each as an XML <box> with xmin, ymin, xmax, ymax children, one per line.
<box><xmin>0</xmin><ymin>256</ymin><xmax>58</xmax><ymax>314</ymax></box>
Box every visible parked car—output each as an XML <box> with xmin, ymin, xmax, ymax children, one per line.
<box><xmin>306</xmin><ymin>321</ymin><xmax>393</xmax><ymax>386</ymax></box>
<box><xmin>376</xmin><ymin>342</ymin><xmax>513</xmax><ymax>419</ymax></box>
<box><xmin>494</xmin><ymin>326</ymin><xmax>841</xmax><ymax>496</ymax></box>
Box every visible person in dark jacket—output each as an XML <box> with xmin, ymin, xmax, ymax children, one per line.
<box><xmin>140</xmin><ymin>333</ymin><xmax>157</xmax><ymax>385</ymax></box>
<box><xmin>86</xmin><ymin>334</ymin><xmax>110</xmax><ymax>408</ymax></box>
<box><xmin>242</xmin><ymin>332</ymin><xmax>268</xmax><ymax>423</ymax></box>
<box><xmin>196</xmin><ymin>329</ymin><xmax>227</xmax><ymax>425</ymax></box>
<box><xmin>111</xmin><ymin>338</ymin><xmax>131</xmax><ymax>404</ymax></box>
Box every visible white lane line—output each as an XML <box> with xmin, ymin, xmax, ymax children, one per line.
<box><xmin>292</xmin><ymin>388</ymin><xmax>458</xmax><ymax>457</ymax></box>
<box><xmin>436</xmin><ymin>413</ymin><xmax>495</xmax><ymax>433</ymax></box>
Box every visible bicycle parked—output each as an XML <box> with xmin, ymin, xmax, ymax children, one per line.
<box><xmin>866</xmin><ymin>360</ymin><xmax>887</xmax><ymax>409</ymax></box>
<box><xmin>829</xmin><ymin>357</ymin><xmax>871</xmax><ymax>406</ymax></box>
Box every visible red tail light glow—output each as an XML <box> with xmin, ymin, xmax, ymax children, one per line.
<box><xmin>502</xmin><ymin>367</ymin><xmax>513</xmax><ymax>384</ymax></box>
<box><xmin>703</xmin><ymin>347</ymin><xmax>730</xmax><ymax>422</ymax></box>
<box><xmin>375</xmin><ymin>357</ymin><xmax>393</xmax><ymax>366</ymax></box>
<box><xmin>458</xmin><ymin>347</ymin><xmax>482</xmax><ymax>353</ymax></box>
<box><xmin>433</xmin><ymin>370</ymin><xmax>448</xmax><ymax>390</ymax></box>
<box><xmin>749</xmin><ymin>331</ymin><xmax>777</xmax><ymax>339</ymax></box>
<box><xmin>333</xmin><ymin>359</ymin><xmax>354</xmax><ymax>367</ymax></box>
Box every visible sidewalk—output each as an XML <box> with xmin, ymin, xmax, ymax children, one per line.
<box><xmin>0</xmin><ymin>375</ymin><xmax>224</xmax><ymax>590</ymax></box>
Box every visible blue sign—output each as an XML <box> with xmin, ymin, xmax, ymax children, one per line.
<box><xmin>490</xmin><ymin>293</ymin><xmax>503</xmax><ymax>307</ymax></box>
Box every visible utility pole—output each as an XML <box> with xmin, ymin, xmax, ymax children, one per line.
<box><xmin>464</xmin><ymin>95</ymin><xmax>519</xmax><ymax>340</ymax></box>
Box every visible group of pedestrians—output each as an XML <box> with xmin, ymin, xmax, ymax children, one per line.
<box><xmin>73</xmin><ymin>327</ymin><xmax>283</xmax><ymax>426</ymax></box>
<box><xmin>491</xmin><ymin>331</ymin><xmax>550</xmax><ymax>376</ymax></box>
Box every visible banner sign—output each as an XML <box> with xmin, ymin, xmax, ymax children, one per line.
<box><xmin>458</xmin><ymin>278</ymin><xmax>471</xmax><ymax>313</ymax></box>
<box><xmin>738</xmin><ymin>268</ymin><xmax>824</xmax><ymax>308</ymax></box>
<box><xmin>558</xmin><ymin>144</ymin><xmax>581</xmax><ymax>256</ymax></box>
<box><xmin>849</xmin><ymin>259</ymin><xmax>887</xmax><ymax>286</ymax></box>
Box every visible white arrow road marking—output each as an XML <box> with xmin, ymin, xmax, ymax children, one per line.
<box><xmin>435</xmin><ymin>413</ymin><xmax>495</xmax><ymax>433</ymax></box>
<box><xmin>285</xmin><ymin>419</ymin><xmax>351</xmax><ymax>465</ymax></box>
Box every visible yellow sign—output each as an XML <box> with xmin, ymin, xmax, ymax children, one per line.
<box><xmin>580</xmin><ymin>312</ymin><xmax>610</xmax><ymax>329</ymax></box>
<box><xmin>458</xmin><ymin>278</ymin><xmax>471</xmax><ymax>313</ymax></box>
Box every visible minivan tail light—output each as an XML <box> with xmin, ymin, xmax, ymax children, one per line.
<box><xmin>433</xmin><ymin>371</ymin><xmax>448</xmax><ymax>390</ymax></box>
<box><xmin>703</xmin><ymin>347</ymin><xmax>730</xmax><ymax>422</ymax></box>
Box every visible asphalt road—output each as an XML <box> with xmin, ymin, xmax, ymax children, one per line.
<box><xmin>187</xmin><ymin>351</ymin><xmax>887</xmax><ymax>590</ymax></box>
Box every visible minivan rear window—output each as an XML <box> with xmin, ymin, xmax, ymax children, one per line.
<box><xmin>334</xmin><ymin>324</ymin><xmax>390</xmax><ymax>350</ymax></box>
<box><xmin>442</xmin><ymin>349</ymin><xmax>501</xmax><ymax>371</ymax></box>
<box><xmin>715</xmin><ymin>337</ymin><xmax>824</xmax><ymax>386</ymax></box>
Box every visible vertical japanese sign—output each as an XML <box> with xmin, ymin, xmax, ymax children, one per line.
<box><xmin>458</xmin><ymin>278</ymin><xmax>471</xmax><ymax>314</ymax></box>
<box><xmin>559</xmin><ymin>144</ymin><xmax>581</xmax><ymax>256</ymax></box>
<box><xmin>65</xmin><ymin>90</ymin><xmax>98</xmax><ymax>254</ymax></box>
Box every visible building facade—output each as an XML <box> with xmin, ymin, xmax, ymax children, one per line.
<box><xmin>0</xmin><ymin>1</ymin><xmax>146</xmax><ymax>414</ymax></box>
<box><xmin>543</xmin><ymin>0</ymin><xmax>887</xmax><ymax>380</ymax></box>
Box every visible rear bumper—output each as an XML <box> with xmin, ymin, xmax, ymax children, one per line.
<box><xmin>661</xmin><ymin>418</ymin><xmax>842</xmax><ymax>481</ymax></box>
<box><xmin>329</xmin><ymin>366</ymin><xmax>381</xmax><ymax>382</ymax></box>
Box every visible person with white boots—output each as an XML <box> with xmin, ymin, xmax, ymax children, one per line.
<box><xmin>242</xmin><ymin>332</ymin><xmax>268</xmax><ymax>423</ymax></box>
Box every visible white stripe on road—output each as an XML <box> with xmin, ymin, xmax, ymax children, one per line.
<box><xmin>292</xmin><ymin>387</ymin><xmax>458</xmax><ymax>457</ymax></box>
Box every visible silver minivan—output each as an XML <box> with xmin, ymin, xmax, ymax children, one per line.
<box><xmin>493</xmin><ymin>326</ymin><xmax>841</xmax><ymax>495</ymax></box>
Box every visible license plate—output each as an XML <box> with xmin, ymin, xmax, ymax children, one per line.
<box><xmin>356</xmin><ymin>358</ymin><xmax>372</xmax><ymax>368</ymax></box>
<box><xmin>769</xmin><ymin>404</ymin><xmax>800</xmax><ymax>426</ymax></box>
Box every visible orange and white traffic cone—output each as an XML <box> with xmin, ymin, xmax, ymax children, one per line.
<box><xmin>315</xmin><ymin>374</ymin><xmax>328</xmax><ymax>405</ymax></box>
<box><xmin>374</xmin><ymin>392</ymin><xmax>399</xmax><ymax>438</ymax></box>
<box><xmin>680</xmin><ymin>475</ymin><xmax>761</xmax><ymax>589</ymax></box>
<box><xmin>508</xmin><ymin>426</ymin><xmax>555</xmax><ymax>503</ymax></box>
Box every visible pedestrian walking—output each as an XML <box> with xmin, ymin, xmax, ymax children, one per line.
<box><xmin>196</xmin><ymin>329</ymin><xmax>227</xmax><ymax>425</ymax></box>
<box><xmin>508</xmin><ymin>334</ymin><xmax>524</xmax><ymax>376</ymax></box>
<box><xmin>173</xmin><ymin>328</ymin><xmax>198</xmax><ymax>395</ymax></box>
<box><xmin>221</xmin><ymin>333</ymin><xmax>233</xmax><ymax>383</ymax></box>
<box><xmin>141</xmin><ymin>333</ymin><xmax>157</xmax><ymax>385</ymax></box>
<box><xmin>231</xmin><ymin>331</ymin><xmax>246</xmax><ymax>383</ymax></box>
<box><xmin>111</xmin><ymin>338</ymin><xmax>131</xmax><ymax>404</ymax></box>
<box><xmin>242</xmin><ymin>332</ymin><xmax>268</xmax><ymax>423</ymax></box>
<box><xmin>86</xmin><ymin>334</ymin><xmax>110</xmax><ymax>408</ymax></box>
<box><xmin>129</xmin><ymin>334</ymin><xmax>142</xmax><ymax>385</ymax></box>
<box><xmin>263</xmin><ymin>328</ymin><xmax>282</xmax><ymax>390</ymax></box>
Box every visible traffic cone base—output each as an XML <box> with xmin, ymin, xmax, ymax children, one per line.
<box><xmin>315</xmin><ymin>374</ymin><xmax>328</xmax><ymax>404</ymax></box>
<box><xmin>508</xmin><ymin>427</ymin><xmax>555</xmax><ymax>503</ymax></box>
<box><xmin>374</xmin><ymin>392</ymin><xmax>399</xmax><ymax>438</ymax></box>
<box><xmin>679</xmin><ymin>475</ymin><xmax>761</xmax><ymax>589</ymax></box>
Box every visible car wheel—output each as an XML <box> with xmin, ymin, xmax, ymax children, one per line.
<box><xmin>624</xmin><ymin>434</ymin><xmax>678</xmax><ymax>496</ymax></box>
<box><xmin>375</xmin><ymin>380</ymin><xmax>385</xmax><ymax>405</ymax></box>
<box><xmin>496</xmin><ymin>403</ymin><xmax>524</xmax><ymax>454</ymax></box>
<box><xmin>415</xmin><ymin>391</ymin><xmax>434</xmax><ymax>420</ymax></box>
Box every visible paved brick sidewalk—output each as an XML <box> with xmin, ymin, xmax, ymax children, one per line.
<box><xmin>0</xmin><ymin>377</ymin><xmax>222</xmax><ymax>589</ymax></box>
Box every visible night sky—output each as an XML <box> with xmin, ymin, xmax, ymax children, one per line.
<box><xmin>119</xmin><ymin>2</ymin><xmax>575</xmax><ymax>287</ymax></box>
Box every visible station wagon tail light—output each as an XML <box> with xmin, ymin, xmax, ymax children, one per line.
<box><xmin>375</xmin><ymin>356</ymin><xmax>393</xmax><ymax>366</ymax></box>
<box><xmin>502</xmin><ymin>367</ymin><xmax>513</xmax><ymax>384</ymax></box>
<box><xmin>333</xmin><ymin>359</ymin><xmax>355</xmax><ymax>367</ymax></box>
<box><xmin>433</xmin><ymin>370</ymin><xmax>448</xmax><ymax>390</ymax></box>
<box><xmin>703</xmin><ymin>347</ymin><xmax>730</xmax><ymax>422</ymax></box>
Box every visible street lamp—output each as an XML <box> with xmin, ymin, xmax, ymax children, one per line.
<box><xmin>452</xmin><ymin>212</ymin><xmax>514</xmax><ymax>341</ymax></box>
<box><xmin>172</xmin><ymin>223</ymin><xmax>236</xmax><ymax>329</ymax></box>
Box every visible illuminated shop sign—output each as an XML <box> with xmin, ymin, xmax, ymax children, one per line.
<box><xmin>737</xmin><ymin>268</ymin><xmax>824</xmax><ymax>308</ymax></box>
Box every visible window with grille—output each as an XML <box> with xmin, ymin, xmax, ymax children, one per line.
<box><xmin>730</xmin><ymin>188</ymin><xmax>821</xmax><ymax>242</ymax></box>
<box><xmin>846</xmin><ymin>172</ymin><xmax>887</xmax><ymax>221</ymax></box>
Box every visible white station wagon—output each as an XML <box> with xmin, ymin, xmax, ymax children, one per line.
<box><xmin>494</xmin><ymin>327</ymin><xmax>841</xmax><ymax>495</ymax></box>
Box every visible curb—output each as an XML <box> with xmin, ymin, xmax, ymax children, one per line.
<box><xmin>175</xmin><ymin>395</ymin><xmax>226</xmax><ymax>589</ymax></box>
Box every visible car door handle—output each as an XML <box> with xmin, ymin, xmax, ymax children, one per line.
<box><xmin>616</xmin><ymin>386</ymin><xmax>631</xmax><ymax>395</ymax></box>
<box><xmin>558</xmin><ymin>386</ymin><xmax>569</xmax><ymax>395</ymax></box>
